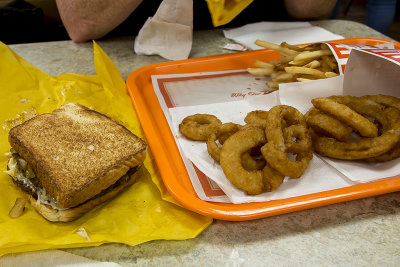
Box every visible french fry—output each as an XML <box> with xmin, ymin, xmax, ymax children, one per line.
<box><xmin>304</xmin><ymin>43</ymin><xmax>324</xmax><ymax>51</ymax></box>
<box><xmin>254</xmin><ymin>60</ymin><xmax>274</xmax><ymax>69</ymax></box>
<box><xmin>298</xmin><ymin>74</ymin><xmax>318</xmax><ymax>80</ymax></box>
<box><xmin>9</xmin><ymin>197</ymin><xmax>26</xmax><ymax>218</ymax></box>
<box><xmin>267</xmin><ymin>81</ymin><xmax>280</xmax><ymax>89</ymax></box>
<box><xmin>255</xmin><ymin>39</ymin><xmax>298</xmax><ymax>57</ymax></box>
<box><xmin>269</xmin><ymin>55</ymin><xmax>293</xmax><ymax>66</ymax></box>
<box><xmin>280</xmin><ymin>42</ymin><xmax>306</xmax><ymax>52</ymax></box>
<box><xmin>322</xmin><ymin>55</ymin><xmax>338</xmax><ymax>70</ymax></box>
<box><xmin>274</xmin><ymin>62</ymin><xmax>290</xmax><ymax>71</ymax></box>
<box><xmin>284</xmin><ymin>66</ymin><xmax>326</xmax><ymax>78</ymax></box>
<box><xmin>290</xmin><ymin>50</ymin><xmax>333</xmax><ymax>65</ymax></box>
<box><xmin>325</xmin><ymin>72</ymin><xmax>339</xmax><ymax>78</ymax></box>
<box><xmin>272</xmin><ymin>72</ymin><xmax>295</xmax><ymax>82</ymax></box>
<box><xmin>297</xmin><ymin>78</ymin><xmax>312</xmax><ymax>82</ymax></box>
<box><xmin>247</xmin><ymin>67</ymin><xmax>274</xmax><ymax>76</ymax></box>
<box><xmin>303</xmin><ymin>60</ymin><xmax>321</xmax><ymax>69</ymax></box>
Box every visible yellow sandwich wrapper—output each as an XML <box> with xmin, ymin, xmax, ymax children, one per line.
<box><xmin>0</xmin><ymin>41</ymin><xmax>212</xmax><ymax>256</ymax></box>
<box><xmin>205</xmin><ymin>0</ymin><xmax>253</xmax><ymax>27</ymax></box>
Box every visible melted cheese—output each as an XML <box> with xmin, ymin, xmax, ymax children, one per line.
<box><xmin>5</xmin><ymin>156</ymin><xmax>66</xmax><ymax>210</ymax></box>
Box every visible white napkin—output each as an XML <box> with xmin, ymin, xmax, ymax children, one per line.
<box><xmin>134</xmin><ymin>0</ymin><xmax>193</xmax><ymax>60</ymax></box>
<box><xmin>0</xmin><ymin>250</ymin><xmax>121</xmax><ymax>267</ymax></box>
<box><xmin>223</xmin><ymin>21</ymin><xmax>344</xmax><ymax>49</ymax></box>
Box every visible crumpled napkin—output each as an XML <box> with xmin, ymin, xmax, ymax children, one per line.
<box><xmin>134</xmin><ymin>0</ymin><xmax>193</xmax><ymax>60</ymax></box>
<box><xmin>223</xmin><ymin>21</ymin><xmax>344</xmax><ymax>49</ymax></box>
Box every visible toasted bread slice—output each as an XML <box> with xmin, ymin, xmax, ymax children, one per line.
<box><xmin>9</xmin><ymin>103</ymin><xmax>147</xmax><ymax>209</ymax></box>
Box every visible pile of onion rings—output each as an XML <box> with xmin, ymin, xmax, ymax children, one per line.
<box><xmin>179</xmin><ymin>94</ymin><xmax>400</xmax><ymax>195</ymax></box>
<box><xmin>179</xmin><ymin>105</ymin><xmax>313</xmax><ymax>195</ymax></box>
<box><xmin>306</xmin><ymin>94</ymin><xmax>400</xmax><ymax>162</ymax></box>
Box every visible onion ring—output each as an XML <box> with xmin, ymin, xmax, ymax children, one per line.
<box><xmin>305</xmin><ymin>107</ymin><xmax>352</xmax><ymax>141</ymax></box>
<box><xmin>283</xmin><ymin>124</ymin><xmax>312</xmax><ymax>153</ymax></box>
<box><xmin>220</xmin><ymin>126</ymin><xmax>266</xmax><ymax>194</ymax></box>
<box><xmin>244</xmin><ymin>110</ymin><xmax>269</xmax><ymax>126</ymax></box>
<box><xmin>206</xmin><ymin>122</ymin><xmax>242</xmax><ymax>162</ymax></box>
<box><xmin>311</xmin><ymin>97</ymin><xmax>378</xmax><ymax>137</ymax></box>
<box><xmin>311</xmin><ymin>130</ymin><xmax>399</xmax><ymax>160</ymax></box>
<box><xmin>361</xmin><ymin>94</ymin><xmax>400</xmax><ymax>110</ymax></box>
<box><xmin>179</xmin><ymin>114</ymin><xmax>222</xmax><ymax>141</ymax></box>
<box><xmin>262</xmin><ymin>165</ymin><xmax>285</xmax><ymax>191</ymax></box>
<box><xmin>364</xmin><ymin>143</ymin><xmax>400</xmax><ymax>162</ymax></box>
<box><xmin>359</xmin><ymin>94</ymin><xmax>400</xmax><ymax>162</ymax></box>
<box><xmin>241</xmin><ymin>147</ymin><xmax>266</xmax><ymax>171</ymax></box>
<box><xmin>261</xmin><ymin>105</ymin><xmax>313</xmax><ymax>178</ymax></box>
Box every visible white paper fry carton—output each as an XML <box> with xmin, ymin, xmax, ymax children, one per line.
<box><xmin>151</xmin><ymin>41</ymin><xmax>400</xmax><ymax>204</ymax></box>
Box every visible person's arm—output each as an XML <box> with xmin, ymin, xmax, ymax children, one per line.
<box><xmin>284</xmin><ymin>0</ymin><xmax>338</xmax><ymax>20</ymax></box>
<box><xmin>56</xmin><ymin>0</ymin><xmax>143</xmax><ymax>42</ymax></box>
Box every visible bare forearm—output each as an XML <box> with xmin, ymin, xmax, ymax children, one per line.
<box><xmin>284</xmin><ymin>0</ymin><xmax>337</xmax><ymax>19</ymax></box>
<box><xmin>56</xmin><ymin>0</ymin><xmax>143</xmax><ymax>42</ymax></box>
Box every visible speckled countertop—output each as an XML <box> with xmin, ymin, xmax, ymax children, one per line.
<box><xmin>7</xmin><ymin>20</ymin><xmax>400</xmax><ymax>266</ymax></box>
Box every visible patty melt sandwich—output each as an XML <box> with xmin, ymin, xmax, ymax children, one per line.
<box><xmin>5</xmin><ymin>103</ymin><xmax>147</xmax><ymax>222</ymax></box>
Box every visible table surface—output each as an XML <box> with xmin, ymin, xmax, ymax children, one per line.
<box><xmin>7</xmin><ymin>20</ymin><xmax>400</xmax><ymax>266</ymax></box>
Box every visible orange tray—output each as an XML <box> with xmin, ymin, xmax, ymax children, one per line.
<box><xmin>126</xmin><ymin>38</ymin><xmax>400</xmax><ymax>221</ymax></box>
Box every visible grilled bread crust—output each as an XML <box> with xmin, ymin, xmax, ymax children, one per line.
<box><xmin>9</xmin><ymin>103</ymin><xmax>147</xmax><ymax>209</ymax></box>
<box><xmin>24</xmin><ymin>165</ymin><xmax>146</xmax><ymax>222</ymax></box>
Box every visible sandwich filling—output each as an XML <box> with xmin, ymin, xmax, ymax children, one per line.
<box><xmin>5</xmin><ymin>149</ymin><xmax>137</xmax><ymax>211</ymax></box>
